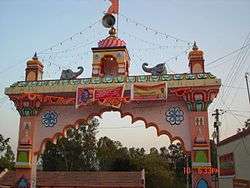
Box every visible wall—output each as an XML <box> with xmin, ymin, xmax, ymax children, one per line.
<box><xmin>218</xmin><ymin>131</ymin><xmax>250</xmax><ymax>188</ymax></box>
<box><xmin>33</xmin><ymin>101</ymin><xmax>192</xmax><ymax>154</ymax></box>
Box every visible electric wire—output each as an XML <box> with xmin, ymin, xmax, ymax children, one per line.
<box><xmin>228</xmin><ymin>51</ymin><xmax>250</xmax><ymax>107</ymax></box>
<box><xmin>212</xmin><ymin>32</ymin><xmax>250</xmax><ymax>111</ymax></box>
<box><xmin>206</xmin><ymin>43</ymin><xmax>250</xmax><ymax>67</ymax></box>
<box><xmin>222</xmin><ymin>33</ymin><xmax>250</xmax><ymax>100</ymax></box>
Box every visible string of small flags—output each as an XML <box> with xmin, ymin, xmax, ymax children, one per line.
<box><xmin>122</xmin><ymin>31</ymin><xmax>188</xmax><ymax>49</ymax></box>
<box><xmin>120</xmin><ymin>13</ymin><xmax>192</xmax><ymax>45</ymax></box>
<box><xmin>38</xmin><ymin>19</ymin><xmax>101</xmax><ymax>54</ymax></box>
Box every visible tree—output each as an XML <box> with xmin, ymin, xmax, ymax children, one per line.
<box><xmin>97</xmin><ymin>139</ymin><xmax>186</xmax><ymax>188</ymax></box>
<box><xmin>40</xmin><ymin>121</ymin><xmax>187</xmax><ymax>188</ymax></box>
<box><xmin>0</xmin><ymin>134</ymin><xmax>15</xmax><ymax>171</ymax></box>
<box><xmin>168</xmin><ymin>143</ymin><xmax>187</xmax><ymax>184</ymax></box>
<box><xmin>128</xmin><ymin>147</ymin><xmax>145</xmax><ymax>170</ymax></box>
<box><xmin>41</xmin><ymin>118</ymin><xmax>99</xmax><ymax>171</ymax></box>
<box><xmin>97</xmin><ymin>136</ymin><xmax>132</xmax><ymax>171</ymax></box>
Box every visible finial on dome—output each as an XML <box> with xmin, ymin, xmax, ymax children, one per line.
<box><xmin>192</xmin><ymin>41</ymin><xmax>198</xmax><ymax>51</ymax></box>
<box><xmin>109</xmin><ymin>27</ymin><xmax>116</xmax><ymax>37</ymax></box>
<box><xmin>26</xmin><ymin>52</ymin><xmax>43</xmax><ymax>81</ymax></box>
<box><xmin>32</xmin><ymin>52</ymin><xmax>38</xmax><ymax>60</ymax></box>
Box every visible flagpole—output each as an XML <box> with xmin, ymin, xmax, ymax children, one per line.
<box><xmin>106</xmin><ymin>0</ymin><xmax>119</xmax><ymax>36</ymax></box>
<box><xmin>117</xmin><ymin>6</ymin><xmax>119</xmax><ymax>37</ymax></box>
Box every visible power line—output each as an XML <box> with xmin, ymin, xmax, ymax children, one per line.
<box><xmin>221</xmin><ymin>99</ymin><xmax>245</xmax><ymax>126</ymax></box>
<box><xmin>0</xmin><ymin>58</ymin><xmax>28</xmax><ymax>75</ymax></box>
<box><xmin>217</xmin><ymin>102</ymin><xmax>250</xmax><ymax>157</ymax></box>
<box><xmin>227</xmin><ymin>112</ymin><xmax>250</xmax><ymax>119</ymax></box>
<box><xmin>222</xmin><ymin>33</ymin><xmax>250</xmax><ymax>100</ymax></box>
<box><xmin>206</xmin><ymin>43</ymin><xmax>250</xmax><ymax>66</ymax></box>
<box><xmin>225</xmin><ymin>109</ymin><xmax>250</xmax><ymax>113</ymax></box>
<box><xmin>213</xmin><ymin>32</ymin><xmax>250</xmax><ymax>110</ymax></box>
<box><xmin>221</xmin><ymin>84</ymin><xmax>246</xmax><ymax>90</ymax></box>
<box><xmin>228</xmin><ymin>47</ymin><xmax>250</xmax><ymax>107</ymax></box>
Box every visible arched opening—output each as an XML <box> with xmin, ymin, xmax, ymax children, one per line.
<box><xmin>100</xmin><ymin>55</ymin><xmax>118</xmax><ymax>76</ymax></box>
<box><xmin>197</xmin><ymin>178</ymin><xmax>208</xmax><ymax>188</ymax></box>
<box><xmin>36</xmin><ymin>110</ymin><xmax>189</xmax><ymax>187</ymax></box>
<box><xmin>36</xmin><ymin>109</ymin><xmax>188</xmax><ymax>156</ymax></box>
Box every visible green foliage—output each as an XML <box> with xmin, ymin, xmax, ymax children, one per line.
<box><xmin>0</xmin><ymin>134</ymin><xmax>15</xmax><ymax>171</ymax></box>
<box><xmin>41</xmin><ymin>121</ymin><xmax>187</xmax><ymax>188</ymax></box>
<box><xmin>41</xmin><ymin>118</ymin><xmax>99</xmax><ymax>171</ymax></box>
<box><xmin>96</xmin><ymin>139</ymin><xmax>187</xmax><ymax>188</ymax></box>
<box><xmin>143</xmin><ymin>148</ymin><xmax>174</xmax><ymax>188</ymax></box>
<box><xmin>97</xmin><ymin>136</ymin><xmax>132</xmax><ymax>171</ymax></box>
<box><xmin>168</xmin><ymin>143</ymin><xmax>186</xmax><ymax>180</ymax></box>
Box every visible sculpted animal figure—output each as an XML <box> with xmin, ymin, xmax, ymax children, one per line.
<box><xmin>142</xmin><ymin>63</ymin><xmax>167</xmax><ymax>76</ymax></box>
<box><xmin>60</xmin><ymin>66</ymin><xmax>84</xmax><ymax>80</ymax></box>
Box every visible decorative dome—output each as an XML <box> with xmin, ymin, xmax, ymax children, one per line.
<box><xmin>26</xmin><ymin>52</ymin><xmax>43</xmax><ymax>67</ymax></box>
<box><xmin>25</xmin><ymin>52</ymin><xmax>44</xmax><ymax>81</ymax></box>
<box><xmin>98</xmin><ymin>27</ymin><xmax>126</xmax><ymax>48</ymax></box>
<box><xmin>98</xmin><ymin>37</ymin><xmax>126</xmax><ymax>48</ymax></box>
<box><xmin>188</xmin><ymin>41</ymin><xmax>204</xmax><ymax>59</ymax></box>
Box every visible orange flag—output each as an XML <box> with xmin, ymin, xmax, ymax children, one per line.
<box><xmin>107</xmin><ymin>0</ymin><xmax>119</xmax><ymax>14</ymax></box>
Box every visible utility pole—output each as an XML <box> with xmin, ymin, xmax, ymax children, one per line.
<box><xmin>245</xmin><ymin>119</ymin><xmax>250</xmax><ymax>128</ymax></box>
<box><xmin>186</xmin><ymin>156</ymin><xmax>189</xmax><ymax>188</ymax></box>
<box><xmin>212</xmin><ymin>109</ymin><xmax>223</xmax><ymax>188</ymax></box>
<box><xmin>212</xmin><ymin>109</ymin><xmax>222</xmax><ymax>144</ymax></box>
<box><xmin>245</xmin><ymin>72</ymin><xmax>250</xmax><ymax>104</ymax></box>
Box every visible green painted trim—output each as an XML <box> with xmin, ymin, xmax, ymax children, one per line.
<box><xmin>5</xmin><ymin>73</ymin><xmax>220</xmax><ymax>95</ymax></box>
<box><xmin>17</xmin><ymin>151</ymin><xmax>29</xmax><ymax>163</ymax></box>
<box><xmin>195</xmin><ymin>150</ymin><xmax>208</xmax><ymax>163</ymax></box>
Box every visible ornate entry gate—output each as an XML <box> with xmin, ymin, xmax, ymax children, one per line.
<box><xmin>5</xmin><ymin>13</ymin><xmax>220</xmax><ymax>188</ymax></box>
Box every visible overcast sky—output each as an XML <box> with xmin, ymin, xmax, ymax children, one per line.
<box><xmin>0</xmin><ymin>0</ymin><xmax>250</xmax><ymax>152</ymax></box>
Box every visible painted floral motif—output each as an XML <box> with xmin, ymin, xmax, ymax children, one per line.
<box><xmin>166</xmin><ymin>106</ymin><xmax>184</xmax><ymax>125</ymax></box>
<box><xmin>41</xmin><ymin>111</ymin><xmax>58</xmax><ymax>127</ymax></box>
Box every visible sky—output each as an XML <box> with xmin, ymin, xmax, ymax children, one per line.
<box><xmin>0</xmin><ymin>0</ymin><xmax>250</xmax><ymax>153</ymax></box>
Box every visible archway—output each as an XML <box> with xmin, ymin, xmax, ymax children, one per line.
<box><xmin>197</xmin><ymin>178</ymin><xmax>209</xmax><ymax>188</ymax></box>
<box><xmin>5</xmin><ymin>27</ymin><xmax>220</xmax><ymax>188</ymax></box>
<box><xmin>100</xmin><ymin>55</ymin><xmax>119</xmax><ymax>77</ymax></box>
<box><xmin>36</xmin><ymin>109</ymin><xmax>188</xmax><ymax>156</ymax></box>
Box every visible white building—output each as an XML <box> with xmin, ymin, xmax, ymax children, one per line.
<box><xmin>217</xmin><ymin>128</ymin><xmax>250</xmax><ymax>188</ymax></box>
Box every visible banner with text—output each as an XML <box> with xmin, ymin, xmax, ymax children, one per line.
<box><xmin>132</xmin><ymin>83</ymin><xmax>167</xmax><ymax>101</ymax></box>
<box><xmin>94</xmin><ymin>85</ymin><xmax>125</xmax><ymax>108</ymax></box>
<box><xmin>76</xmin><ymin>85</ymin><xmax>125</xmax><ymax>108</ymax></box>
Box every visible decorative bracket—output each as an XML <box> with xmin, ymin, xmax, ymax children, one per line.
<box><xmin>170</xmin><ymin>87</ymin><xmax>219</xmax><ymax>111</ymax></box>
<box><xmin>9</xmin><ymin>93</ymin><xmax>75</xmax><ymax>116</ymax></box>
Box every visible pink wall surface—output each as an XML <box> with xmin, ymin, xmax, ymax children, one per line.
<box><xmin>33</xmin><ymin>100</ymin><xmax>192</xmax><ymax>154</ymax></box>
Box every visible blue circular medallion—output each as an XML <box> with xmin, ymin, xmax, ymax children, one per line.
<box><xmin>41</xmin><ymin>111</ymin><xmax>58</xmax><ymax>127</ymax></box>
<box><xmin>165</xmin><ymin>106</ymin><xmax>184</xmax><ymax>126</ymax></box>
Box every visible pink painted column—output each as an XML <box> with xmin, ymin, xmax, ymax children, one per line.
<box><xmin>9</xmin><ymin>92</ymin><xmax>42</xmax><ymax>187</ymax></box>
<box><xmin>189</xmin><ymin>111</ymin><xmax>213</xmax><ymax>188</ymax></box>
<box><xmin>170</xmin><ymin>85</ymin><xmax>219</xmax><ymax>187</ymax></box>
<box><xmin>15</xmin><ymin>116</ymin><xmax>38</xmax><ymax>187</ymax></box>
